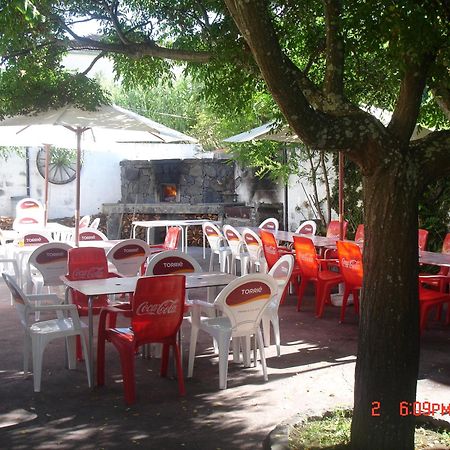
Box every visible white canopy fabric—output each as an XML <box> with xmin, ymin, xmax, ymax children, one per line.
<box><xmin>0</xmin><ymin>104</ymin><xmax>198</xmax><ymax>244</ymax></box>
<box><xmin>223</xmin><ymin>121</ymin><xmax>301</xmax><ymax>143</ymax></box>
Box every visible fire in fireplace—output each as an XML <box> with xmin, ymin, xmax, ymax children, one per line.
<box><xmin>160</xmin><ymin>183</ymin><xmax>178</xmax><ymax>202</ymax></box>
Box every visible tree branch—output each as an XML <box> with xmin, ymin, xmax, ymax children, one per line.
<box><xmin>81</xmin><ymin>51</ymin><xmax>106</xmax><ymax>75</ymax></box>
<box><xmin>101</xmin><ymin>0</ymin><xmax>130</xmax><ymax>45</ymax></box>
<box><xmin>431</xmin><ymin>86</ymin><xmax>450</xmax><ymax>120</ymax></box>
<box><xmin>388</xmin><ymin>52</ymin><xmax>436</xmax><ymax>144</ymax></box>
<box><xmin>413</xmin><ymin>130</ymin><xmax>450</xmax><ymax>188</ymax></box>
<box><xmin>55</xmin><ymin>36</ymin><xmax>211</xmax><ymax>63</ymax></box>
<box><xmin>323</xmin><ymin>0</ymin><xmax>345</xmax><ymax>99</ymax></box>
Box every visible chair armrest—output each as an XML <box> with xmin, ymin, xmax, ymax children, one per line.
<box><xmin>190</xmin><ymin>299</ymin><xmax>216</xmax><ymax>310</ymax></box>
<box><xmin>27</xmin><ymin>293</ymin><xmax>62</xmax><ymax>303</ymax></box>
<box><xmin>319</xmin><ymin>259</ymin><xmax>339</xmax><ymax>270</ymax></box>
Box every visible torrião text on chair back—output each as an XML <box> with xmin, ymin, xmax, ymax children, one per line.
<box><xmin>145</xmin><ymin>250</ymin><xmax>201</xmax><ymax>275</ymax></box>
<box><xmin>259</xmin><ymin>217</ymin><xmax>279</xmax><ymax>232</ymax></box>
<box><xmin>28</xmin><ymin>242</ymin><xmax>72</xmax><ymax>287</ymax></box>
<box><xmin>107</xmin><ymin>239</ymin><xmax>150</xmax><ymax>277</ymax></box>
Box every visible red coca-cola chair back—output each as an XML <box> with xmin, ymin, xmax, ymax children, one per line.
<box><xmin>418</xmin><ymin>228</ymin><xmax>429</xmax><ymax>251</ymax></box>
<box><xmin>163</xmin><ymin>227</ymin><xmax>181</xmax><ymax>250</ymax></box>
<box><xmin>326</xmin><ymin>220</ymin><xmax>348</xmax><ymax>239</ymax></box>
<box><xmin>132</xmin><ymin>275</ymin><xmax>185</xmax><ymax>347</ymax></box>
<box><xmin>260</xmin><ymin>230</ymin><xmax>280</xmax><ymax>271</ymax></box>
<box><xmin>354</xmin><ymin>224</ymin><xmax>365</xmax><ymax>244</ymax></box>
<box><xmin>67</xmin><ymin>247</ymin><xmax>110</xmax><ymax>310</ymax></box>
<box><xmin>293</xmin><ymin>236</ymin><xmax>319</xmax><ymax>279</ymax></box>
<box><xmin>443</xmin><ymin>233</ymin><xmax>450</xmax><ymax>255</ymax></box>
<box><xmin>337</xmin><ymin>241</ymin><xmax>363</xmax><ymax>288</ymax></box>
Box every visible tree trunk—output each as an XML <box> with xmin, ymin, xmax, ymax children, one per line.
<box><xmin>351</xmin><ymin>160</ymin><xmax>420</xmax><ymax>449</ymax></box>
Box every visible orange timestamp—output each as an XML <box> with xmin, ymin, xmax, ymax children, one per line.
<box><xmin>371</xmin><ymin>401</ymin><xmax>450</xmax><ymax>417</ymax></box>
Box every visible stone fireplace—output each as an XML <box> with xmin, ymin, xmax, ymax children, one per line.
<box><xmin>102</xmin><ymin>158</ymin><xmax>284</xmax><ymax>239</ymax></box>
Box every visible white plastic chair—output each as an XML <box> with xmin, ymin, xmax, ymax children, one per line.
<box><xmin>261</xmin><ymin>254</ymin><xmax>294</xmax><ymax>356</ymax></box>
<box><xmin>79</xmin><ymin>215</ymin><xmax>91</xmax><ymax>228</ymax></box>
<box><xmin>106</xmin><ymin>239</ymin><xmax>151</xmax><ymax>277</ymax></box>
<box><xmin>222</xmin><ymin>225</ymin><xmax>249</xmax><ymax>275</ymax></box>
<box><xmin>89</xmin><ymin>218</ymin><xmax>100</xmax><ymax>230</ymax></box>
<box><xmin>295</xmin><ymin>220</ymin><xmax>317</xmax><ymax>235</ymax></box>
<box><xmin>242</xmin><ymin>228</ymin><xmax>268</xmax><ymax>274</ymax></box>
<box><xmin>27</xmin><ymin>242</ymin><xmax>72</xmax><ymax>295</ymax></box>
<box><xmin>78</xmin><ymin>228</ymin><xmax>108</xmax><ymax>242</ymax></box>
<box><xmin>2</xmin><ymin>273</ymin><xmax>92</xmax><ymax>392</ymax></box>
<box><xmin>259</xmin><ymin>217</ymin><xmax>279</xmax><ymax>233</ymax></box>
<box><xmin>202</xmin><ymin>222</ymin><xmax>231</xmax><ymax>272</ymax></box>
<box><xmin>188</xmin><ymin>273</ymin><xmax>278</xmax><ymax>389</ymax></box>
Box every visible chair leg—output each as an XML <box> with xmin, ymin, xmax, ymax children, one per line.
<box><xmin>31</xmin><ymin>334</ymin><xmax>46</xmax><ymax>392</ymax></box>
<box><xmin>218</xmin><ymin>335</ymin><xmax>231</xmax><ymax>389</ymax></box>
<box><xmin>172</xmin><ymin>343</ymin><xmax>186</xmax><ymax>396</ymax></box>
<box><xmin>262</xmin><ymin>315</ymin><xmax>271</xmax><ymax>347</ymax></box>
<box><xmin>160</xmin><ymin>343</ymin><xmax>170</xmax><ymax>377</ymax></box>
<box><xmin>297</xmin><ymin>278</ymin><xmax>309</xmax><ymax>311</ymax></box>
<box><xmin>23</xmin><ymin>334</ymin><xmax>31</xmax><ymax>376</ymax></box>
<box><xmin>340</xmin><ymin>286</ymin><xmax>351</xmax><ymax>323</ymax></box>
<box><xmin>256</xmin><ymin>328</ymin><xmax>268</xmax><ymax>382</ymax></box>
<box><xmin>271</xmin><ymin>314</ymin><xmax>281</xmax><ymax>357</ymax></box>
<box><xmin>79</xmin><ymin>331</ymin><xmax>92</xmax><ymax>388</ymax></box>
<box><xmin>187</xmin><ymin>326</ymin><xmax>199</xmax><ymax>378</ymax></box>
<box><xmin>241</xmin><ymin>336</ymin><xmax>251</xmax><ymax>368</ymax></box>
<box><xmin>116</xmin><ymin>344</ymin><xmax>136</xmax><ymax>405</ymax></box>
<box><xmin>66</xmin><ymin>336</ymin><xmax>77</xmax><ymax>369</ymax></box>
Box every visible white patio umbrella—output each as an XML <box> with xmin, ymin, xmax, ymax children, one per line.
<box><xmin>0</xmin><ymin>104</ymin><xmax>197</xmax><ymax>245</ymax></box>
<box><xmin>224</xmin><ymin>121</ymin><xmax>346</xmax><ymax>238</ymax></box>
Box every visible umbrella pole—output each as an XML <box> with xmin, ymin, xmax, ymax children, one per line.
<box><xmin>338</xmin><ymin>151</ymin><xmax>344</xmax><ymax>240</ymax></box>
<box><xmin>44</xmin><ymin>144</ymin><xmax>50</xmax><ymax>226</ymax></box>
<box><xmin>75</xmin><ymin>129</ymin><xmax>82</xmax><ymax>246</ymax></box>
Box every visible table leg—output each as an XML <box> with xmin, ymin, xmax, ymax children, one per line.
<box><xmin>88</xmin><ymin>295</ymin><xmax>95</xmax><ymax>387</ymax></box>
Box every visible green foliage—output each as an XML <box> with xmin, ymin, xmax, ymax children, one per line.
<box><xmin>331</xmin><ymin>157</ymin><xmax>449</xmax><ymax>248</ymax></box>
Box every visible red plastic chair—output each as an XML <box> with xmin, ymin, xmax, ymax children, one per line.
<box><xmin>419</xmin><ymin>286</ymin><xmax>450</xmax><ymax>333</ymax></box>
<box><xmin>148</xmin><ymin>226</ymin><xmax>181</xmax><ymax>254</ymax></box>
<box><xmin>418</xmin><ymin>228</ymin><xmax>429</xmax><ymax>251</ymax></box>
<box><xmin>97</xmin><ymin>275</ymin><xmax>186</xmax><ymax>404</ymax></box>
<box><xmin>66</xmin><ymin>247</ymin><xmax>120</xmax><ymax>359</ymax></box>
<box><xmin>419</xmin><ymin>233</ymin><xmax>450</xmax><ymax>323</ymax></box>
<box><xmin>260</xmin><ymin>230</ymin><xmax>300</xmax><ymax>301</ymax></box>
<box><xmin>354</xmin><ymin>224</ymin><xmax>365</xmax><ymax>244</ymax></box>
<box><xmin>293</xmin><ymin>236</ymin><xmax>343</xmax><ymax>317</ymax></box>
<box><xmin>336</xmin><ymin>241</ymin><xmax>363</xmax><ymax>323</ymax></box>
<box><xmin>326</xmin><ymin>220</ymin><xmax>348</xmax><ymax>239</ymax></box>
<box><xmin>322</xmin><ymin>220</ymin><xmax>349</xmax><ymax>259</ymax></box>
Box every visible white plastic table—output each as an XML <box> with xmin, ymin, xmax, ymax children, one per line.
<box><xmin>132</xmin><ymin>219</ymin><xmax>218</xmax><ymax>256</ymax></box>
<box><xmin>61</xmin><ymin>271</ymin><xmax>237</xmax><ymax>384</ymax></box>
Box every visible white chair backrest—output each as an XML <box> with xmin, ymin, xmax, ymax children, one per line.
<box><xmin>14</xmin><ymin>231</ymin><xmax>52</xmax><ymax>246</ymax></box>
<box><xmin>78</xmin><ymin>228</ymin><xmax>107</xmax><ymax>242</ymax></box>
<box><xmin>222</xmin><ymin>225</ymin><xmax>244</xmax><ymax>257</ymax></box>
<box><xmin>268</xmin><ymin>254</ymin><xmax>294</xmax><ymax>306</ymax></box>
<box><xmin>12</xmin><ymin>217</ymin><xmax>44</xmax><ymax>232</ymax></box>
<box><xmin>107</xmin><ymin>239</ymin><xmax>151</xmax><ymax>277</ymax></box>
<box><xmin>259</xmin><ymin>218</ymin><xmax>279</xmax><ymax>233</ymax></box>
<box><xmin>90</xmin><ymin>218</ymin><xmax>100</xmax><ymax>230</ymax></box>
<box><xmin>202</xmin><ymin>222</ymin><xmax>226</xmax><ymax>252</ymax></box>
<box><xmin>145</xmin><ymin>250</ymin><xmax>202</xmax><ymax>275</ymax></box>
<box><xmin>295</xmin><ymin>220</ymin><xmax>317</xmax><ymax>235</ymax></box>
<box><xmin>242</xmin><ymin>228</ymin><xmax>264</xmax><ymax>263</ymax></box>
<box><xmin>28</xmin><ymin>242</ymin><xmax>72</xmax><ymax>286</ymax></box>
<box><xmin>214</xmin><ymin>273</ymin><xmax>277</xmax><ymax>336</ymax></box>
<box><xmin>2</xmin><ymin>273</ymin><xmax>29</xmax><ymax>327</ymax></box>
<box><xmin>79</xmin><ymin>215</ymin><xmax>91</xmax><ymax>228</ymax></box>
<box><xmin>15</xmin><ymin>198</ymin><xmax>44</xmax><ymax>219</ymax></box>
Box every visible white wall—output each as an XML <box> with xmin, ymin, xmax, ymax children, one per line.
<box><xmin>0</xmin><ymin>143</ymin><xmax>202</xmax><ymax>219</ymax></box>
<box><xmin>235</xmin><ymin>162</ymin><xmax>334</xmax><ymax>231</ymax></box>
